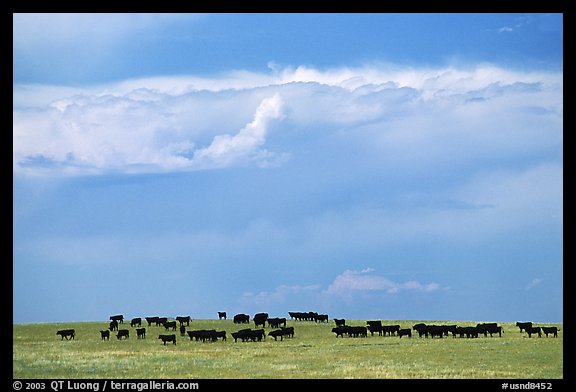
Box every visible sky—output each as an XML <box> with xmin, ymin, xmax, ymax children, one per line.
<box><xmin>13</xmin><ymin>13</ymin><xmax>563</xmax><ymax>324</ymax></box>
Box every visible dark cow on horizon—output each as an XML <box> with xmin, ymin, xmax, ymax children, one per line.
<box><xmin>146</xmin><ymin>317</ymin><xmax>160</xmax><ymax>326</ymax></box>
<box><xmin>163</xmin><ymin>321</ymin><xmax>177</xmax><ymax>331</ymax></box>
<box><xmin>516</xmin><ymin>322</ymin><xmax>533</xmax><ymax>333</ymax></box>
<box><xmin>176</xmin><ymin>316</ymin><xmax>191</xmax><ymax>326</ymax></box>
<box><xmin>130</xmin><ymin>318</ymin><xmax>142</xmax><ymax>327</ymax></box>
<box><xmin>110</xmin><ymin>315</ymin><xmax>124</xmax><ymax>324</ymax></box>
<box><xmin>253</xmin><ymin>313</ymin><xmax>269</xmax><ymax>328</ymax></box>
<box><xmin>218</xmin><ymin>312</ymin><xmax>227</xmax><ymax>320</ymax></box>
<box><xmin>541</xmin><ymin>326</ymin><xmax>559</xmax><ymax>338</ymax></box>
<box><xmin>334</xmin><ymin>318</ymin><xmax>346</xmax><ymax>327</ymax></box>
<box><xmin>233</xmin><ymin>314</ymin><xmax>250</xmax><ymax>324</ymax></box>
<box><xmin>100</xmin><ymin>330</ymin><xmax>110</xmax><ymax>340</ymax></box>
<box><xmin>109</xmin><ymin>320</ymin><xmax>119</xmax><ymax>331</ymax></box>
<box><xmin>398</xmin><ymin>328</ymin><xmax>412</xmax><ymax>338</ymax></box>
<box><xmin>525</xmin><ymin>326</ymin><xmax>542</xmax><ymax>338</ymax></box>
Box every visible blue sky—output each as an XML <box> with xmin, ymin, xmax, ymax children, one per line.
<box><xmin>13</xmin><ymin>13</ymin><xmax>563</xmax><ymax>323</ymax></box>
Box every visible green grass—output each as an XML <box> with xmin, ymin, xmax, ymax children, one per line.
<box><xmin>13</xmin><ymin>320</ymin><xmax>562</xmax><ymax>379</ymax></box>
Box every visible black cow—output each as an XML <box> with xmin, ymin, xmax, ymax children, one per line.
<box><xmin>110</xmin><ymin>314</ymin><xmax>124</xmax><ymax>324</ymax></box>
<box><xmin>56</xmin><ymin>329</ymin><xmax>75</xmax><ymax>340</ymax></box>
<box><xmin>455</xmin><ymin>326</ymin><xmax>479</xmax><ymax>338</ymax></box>
<box><xmin>268</xmin><ymin>329</ymin><xmax>285</xmax><ymax>341</ymax></box>
<box><xmin>231</xmin><ymin>329</ymin><xmax>252</xmax><ymax>342</ymax></box>
<box><xmin>516</xmin><ymin>321</ymin><xmax>533</xmax><ymax>332</ymax></box>
<box><xmin>267</xmin><ymin>317</ymin><xmax>287</xmax><ymax>328</ymax></box>
<box><xmin>180</xmin><ymin>325</ymin><xmax>187</xmax><ymax>336</ymax></box>
<box><xmin>316</xmin><ymin>314</ymin><xmax>329</xmax><ymax>323</ymax></box>
<box><xmin>253</xmin><ymin>313</ymin><xmax>269</xmax><ymax>328</ymax></box>
<box><xmin>281</xmin><ymin>326</ymin><xmax>294</xmax><ymax>339</ymax></box>
<box><xmin>159</xmin><ymin>334</ymin><xmax>176</xmax><ymax>345</ymax></box>
<box><xmin>176</xmin><ymin>316</ymin><xmax>191</xmax><ymax>326</ymax></box>
<box><xmin>332</xmin><ymin>326</ymin><xmax>349</xmax><ymax>338</ymax></box>
<box><xmin>130</xmin><ymin>318</ymin><xmax>142</xmax><ymax>327</ymax></box>
<box><xmin>136</xmin><ymin>328</ymin><xmax>146</xmax><ymax>339</ymax></box>
<box><xmin>116</xmin><ymin>329</ymin><xmax>129</xmax><ymax>340</ymax></box>
<box><xmin>525</xmin><ymin>326</ymin><xmax>542</xmax><ymax>338</ymax></box>
<box><xmin>541</xmin><ymin>326</ymin><xmax>559</xmax><ymax>338</ymax></box>
<box><xmin>477</xmin><ymin>323</ymin><xmax>503</xmax><ymax>337</ymax></box>
<box><xmin>109</xmin><ymin>320</ymin><xmax>119</xmax><ymax>331</ymax></box>
<box><xmin>163</xmin><ymin>321</ymin><xmax>177</xmax><ymax>331</ymax></box>
<box><xmin>382</xmin><ymin>325</ymin><xmax>401</xmax><ymax>336</ymax></box>
<box><xmin>398</xmin><ymin>328</ymin><xmax>412</xmax><ymax>338</ymax></box>
<box><xmin>367</xmin><ymin>324</ymin><xmax>383</xmax><ymax>336</ymax></box>
<box><xmin>334</xmin><ymin>318</ymin><xmax>346</xmax><ymax>327</ymax></box>
<box><xmin>100</xmin><ymin>330</ymin><xmax>110</xmax><ymax>340</ymax></box>
<box><xmin>146</xmin><ymin>317</ymin><xmax>159</xmax><ymax>326</ymax></box>
<box><xmin>233</xmin><ymin>314</ymin><xmax>250</xmax><ymax>324</ymax></box>
<box><xmin>156</xmin><ymin>317</ymin><xmax>168</xmax><ymax>326</ymax></box>
<box><xmin>218</xmin><ymin>312</ymin><xmax>227</xmax><ymax>320</ymax></box>
<box><xmin>412</xmin><ymin>323</ymin><xmax>428</xmax><ymax>338</ymax></box>
<box><xmin>348</xmin><ymin>326</ymin><xmax>368</xmax><ymax>338</ymax></box>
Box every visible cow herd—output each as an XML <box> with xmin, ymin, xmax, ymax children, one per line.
<box><xmin>55</xmin><ymin>312</ymin><xmax>560</xmax><ymax>346</ymax></box>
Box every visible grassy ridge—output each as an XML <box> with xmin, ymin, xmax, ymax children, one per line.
<box><xmin>13</xmin><ymin>320</ymin><xmax>562</xmax><ymax>379</ymax></box>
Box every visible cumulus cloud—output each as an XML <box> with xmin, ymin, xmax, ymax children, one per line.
<box><xmin>325</xmin><ymin>268</ymin><xmax>440</xmax><ymax>296</ymax></box>
<box><xmin>13</xmin><ymin>64</ymin><xmax>562</xmax><ymax>176</ymax></box>
<box><xmin>526</xmin><ymin>278</ymin><xmax>544</xmax><ymax>290</ymax></box>
<box><xmin>238</xmin><ymin>268</ymin><xmax>441</xmax><ymax>312</ymax></box>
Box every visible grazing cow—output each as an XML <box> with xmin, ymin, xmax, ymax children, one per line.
<box><xmin>268</xmin><ymin>317</ymin><xmax>287</xmax><ymax>328</ymax></box>
<box><xmin>180</xmin><ymin>325</ymin><xmax>187</xmax><ymax>337</ymax></box>
<box><xmin>477</xmin><ymin>323</ymin><xmax>503</xmax><ymax>337</ymax></box>
<box><xmin>382</xmin><ymin>325</ymin><xmax>401</xmax><ymax>336</ymax></box>
<box><xmin>130</xmin><ymin>318</ymin><xmax>142</xmax><ymax>327</ymax></box>
<box><xmin>218</xmin><ymin>312</ymin><xmax>227</xmax><ymax>320</ymax></box>
<box><xmin>541</xmin><ymin>326</ymin><xmax>559</xmax><ymax>338</ymax></box>
<box><xmin>253</xmin><ymin>313</ymin><xmax>269</xmax><ymax>328</ymax></box>
<box><xmin>281</xmin><ymin>326</ymin><xmax>294</xmax><ymax>339</ymax></box>
<box><xmin>412</xmin><ymin>323</ymin><xmax>428</xmax><ymax>338</ymax></box>
<box><xmin>176</xmin><ymin>316</ymin><xmax>191</xmax><ymax>326</ymax></box>
<box><xmin>525</xmin><ymin>326</ymin><xmax>542</xmax><ymax>338</ymax></box>
<box><xmin>163</xmin><ymin>321</ymin><xmax>177</xmax><ymax>331</ymax></box>
<box><xmin>136</xmin><ymin>328</ymin><xmax>146</xmax><ymax>339</ymax></box>
<box><xmin>110</xmin><ymin>315</ymin><xmax>124</xmax><ymax>324</ymax></box>
<box><xmin>398</xmin><ymin>328</ymin><xmax>412</xmax><ymax>338</ymax></box>
<box><xmin>268</xmin><ymin>329</ymin><xmax>286</xmax><ymax>341</ymax></box>
<box><xmin>159</xmin><ymin>334</ymin><xmax>176</xmax><ymax>345</ymax></box>
<box><xmin>116</xmin><ymin>329</ymin><xmax>130</xmax><ymax>340</ymax></box>
<box><xmin>516</xmin><ymin>322</ymin><xmax>533</xmax><ymax>333</ymax></box>
<box><xmin>231</xmin><ymin>329</ymin><xmax>252</xmax><ymax>342</ymax></box>
<box><xmin>332</xmin><ymin>326</ymin><xmax>349</xmax><ymax>338</ymax></box>
<box><xmin>233</xmin><ymin>314</ymin><xmax>250</xmax><ymax>324</ymax></box>
<box><xmin>100</xmin><ymin>330</ymin><xmax>110</xmax><ymax>340</ymax></box>
<box><xmin>349</xmin><ymin>326</ymin><xmax>368</xmax><ymax>338</ymax></box>
<box><xmin>145</xmin><ymin>317</ymin><xmax>159</xmax><ymax>326</ymax></box>
<box><xmin>56</xmin><ymin>329</ymin><xmax>75</xmax><ymax>340</ymax></box>
<box><xmin>367</xmin><ymin>324</ymin><xmax>383</xmax><ymax>336</ymax></box>
<box><xmin>109</xmin><ymin>320</ymin><xmax>119</xmax><ymax>331</ymax></box>
<box><xmin>156</xmin><ymin>317</ymin><xmax>168</xmax><ymax>326</ymax></box>
<box><xmin>334</xmin><ymin>318</ymin><xmax>346</xmax><ymax>327</ymax></box>
<box><xmin>316</xmin><ymin>314</ymin><xmax>329</xmax><ymax>323</ymax></box>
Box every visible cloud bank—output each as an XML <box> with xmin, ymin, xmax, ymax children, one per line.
<box><xmin>13</xmin><ymin>63</ymin><xmax>562</xmax><ymax>176</ymax></box>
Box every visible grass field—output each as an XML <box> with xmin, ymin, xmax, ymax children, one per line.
<box><xmin>13</xmin><ymin>319</ymin><xmax>562</xmax><ymax>379</ymax></box>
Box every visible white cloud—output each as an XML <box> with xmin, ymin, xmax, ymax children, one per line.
<box><xmin>13</xmin><ymin>64</ymin><xmax>562</xmax><ymax>176</ymax></box>
<box><xmin>526</xmin><ymin>278</ymin><xmax>544</xmax><ymax>290</ymax></box>
<box><xmin>324</xmin><ymin>268</ymin><xmax>440</xmax><ymax>296</ymax></box>
<box><xmin>192</xmin><ymin>94</ymin><xmax>284</xmax><ymax>169</ymax></box>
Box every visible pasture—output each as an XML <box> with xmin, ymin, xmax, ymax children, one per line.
<box><xmin>13</xmin><ymin>319</ymin><xmax>562</xmax><ymax>379</ymax></box>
